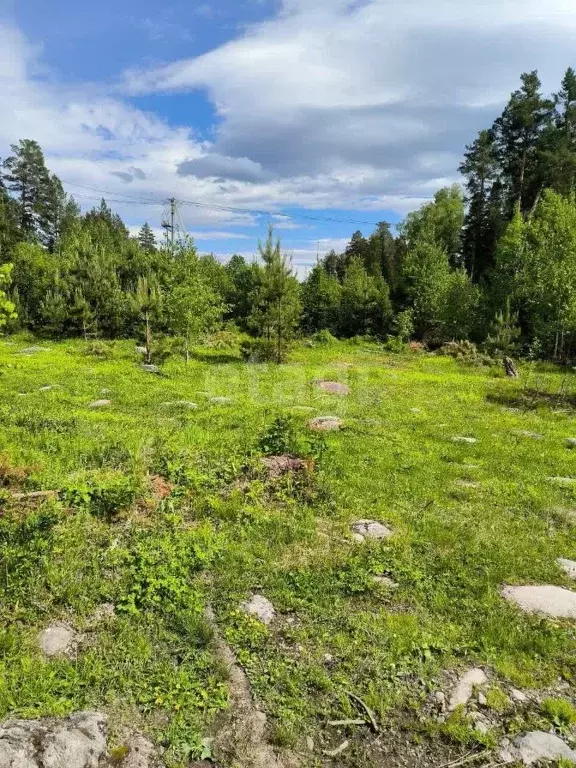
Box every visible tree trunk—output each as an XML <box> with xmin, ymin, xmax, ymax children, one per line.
<box><xmin>145</xmin><ymin>311</ymin><xmax>151</xmax><ymax>364</ymax></box>
<box><xmin>504</xmin><ymin>357</ymin><xmax>518</xmax><ymax>377</ymax></box>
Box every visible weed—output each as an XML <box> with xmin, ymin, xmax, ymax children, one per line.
<box><xmin>541</xmin><ymin>697</ymin><xmax>576</xmax><ymax>732</ymax></box>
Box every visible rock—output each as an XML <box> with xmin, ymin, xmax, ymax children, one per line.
<box><xmin>141</xmin><ymin>364</ymin><xmax>160</xmax><ymax>374</ymax></box>
<box><xmin>116</xmin><ymin>733</ymin><xmax>159</xmax><ymax>768</ymax></box>
<box><xmin>18</xmin><ymin>346</ymin><xmax>48</xmax><ymax>355</ymax></box>
<box><xmin>100</xmin><ymin>389</ymin><xmax>111</xmax><ymax>395</ymax></box>
<box><xmin>512</xmin><ymin>430</ymin><xmax>544</xmax><ymax>440</ymax></box>
<box><xmin>323</xmin><ymin>653</ymin><xmax>334</xmax><ymax>664</ymax></box>
<box><xmin>472</xmin><ymin>713</ymin><xmax>490</xmax><ymax>735</ymax></box>
<box><xmin>448</xmin><ymin>668</ymin><xmax>487</xmax><ymax>711</ymax></box>
<box><xmin>451</xmin><ymin>436</ymin><xmax>478</xmax><ymax>444</ymax></box>
<box><xmin>261</xmin><ymin>455</ymin><xmax>310</xmax><ymax>478</ymax></box>
<box><xmin>503</xmin><ymin>731</ymin><xmax>576</xmax><ymax>765</ymax></box>
<box><xmin>547</xmin><ymin>476</ymin><xmax>576</xmax><ymax>485</ymax></box>
<box><xmin>135</xmin><ymin>346</ymin><xmax>147</xmax><ymax>355</ymax></box>
<box><xmin>0</xmin><ymin>711</ymin><xmax>107</xmax><ymax>768</ymax></box>
<box><xmin>566</xmin><ymin>438</ymin><xmax>576</xmax><ymax>449</ymax></box>
<box><xmin>308</xmin><ymin>416</ymin><xmax>342</xmax><ymax>431</ymax></box>
<box><xmin>558</xmin><ymin>558</ymin><xmax>576</xmax><ymax>580</ymax></box>
<box><xmin>502</xmin><ymin>584</ymin><xmax>576</xmax><ymax>619</ymax></box>
<box><xmin>510</xmin><ymin>688</ymin><xmax>528</xmax><ymax>703</ymax></box>
<box><xmin>210</xmin><ymin>396</ymin><xmax>231</xmax><ymax>404</ymax></box>
<box><xmin>351</xmin><ymin>520</ymin><xmax>393</xmax><ymax>542</ymax></box>
<box><xmin>455</xmin><ymin>480</ymin><xmax>479</xmax><ymax>489</ymax></box>
<box><xmin>410</xmin><ymin>408</ymin><xmax>422</xmax><ymax>414</ymax></box>
<box><xmin>373</xmin><ymin>575</ymin><xmax>399</xmax><ymax>588</ymax></box>
<box><xmin>160</xmin><ymin>401</ymin><xmax>198</xmax><ymax>409</ymax></box>
<box><xmin>241</xmin><ymin>595</ymin><xmax>276</xmax><ymax>625</ymax></box>
<box><xmin>39</xmin><ymin>624</ymin><xmax>77</xmax><ymax>658</ymax></box>
<box><xmin>88</xmin><ymin>399</ymin><xmax>111</xmax><ymax>408</ymax></box>
<box><xmin>477</xmin><ymin>692</ymin><xmax>487</xmax><ymax>706</ymax></box>
<box><xmin>39</xmin><ymin>385</ymin><xmax>58</xmax><ymax>392</ymax></box>
<box><xmin>315</xmin><ymin>381</ymin><xmax>350</xmax><ymax>395</ymax></box>
<box><xmin>433</xmin><ymin>691</ymin><xmax>446</xmax><ymax>711</ymax></box>
<box><xmin>306</xmin><ymin>736</ymin><xmax>314</xmax><ymax>752</ymax></box>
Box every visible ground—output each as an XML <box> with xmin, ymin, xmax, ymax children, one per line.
<box><xmin>1</xmin><ymin>335</ymin><xmax>576</xmax><ymax>767</ymax></box>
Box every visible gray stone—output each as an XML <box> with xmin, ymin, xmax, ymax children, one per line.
<box><xmin>451</xmin><ymin>436</ymin><xmax>478</xmax><ymax>444</ymax></box>
<box><xmin>18</xmin><ymin>346</ymin><xmax>48</xmax><ymax>355</ymax></box>
<box><xmin>241</xmin><ymin>595</ymin><xmax>276</xmax><ymax>625</ymax></box>
<box><xmin>373</xmin><ymin>575</ymin><xmax>399</xmax><ymax>588</ymax></box>
<box><xmin>566</xmin><ymin>438</ymin><xmax>576</xmax><ymax>449</ymax></box>
<box><xmin>39</xmin><ymin>624</ymin><xmax>76</xmax><ymax>658</ymax></box>
<box><xmin>558</xmin><ymin>558</ymin><xmax>576</xmax><ymax>580</ymax></box>
<box><xmin>0</xmin><ymin>711</ymin><xmax>107</xmax><ymax>768</ymax></box>
<box><xmin>472</xmin><ymin>714</ymin><xmax>490</xmax><ymax>735</ymax></box>
<box><xmin>547</xmin><ymin>476</ymin><xmax>576</xmax><ymax>485</ymax></box>
<box><xmin>433</xmin><ymin>691</ymin><xmax>446</xmax><ymax>711</ymax></box>
<box><xmin>135</xmin><ymin>346</ymin><xmax>147</xmax><ymax>355</ymax></box>
<box><xmin>448</xmin><ymin>668</ymin><xmax>487</xmax><ymax>711</ymax></box>
<box><xmin>39</xmin><ymin>386</ymin><xmax>59</xmax><ymax>392</ymax></box>
<box><xmin>410</xmin><ymin>408</ymin><xmax>422</xmax><ymax>414</ymax></box>
<box><xmin>510</xmin><ymin>688</ymin><xmax>528</xmax><ymax>703</ymax></box>
<box><xmin>477</xmin><ymin>692</ymin><xmax>487</xmax><ymax>706</ymax></box>
<box><xmin>512</xmin><ymin>430</ymin><xmax>544</xmax><ymax>440</ymax></box>
<box><xmin>308</xmin><ymin>416</ymin><xmax>342</xmax><ymax>431</ymax></box>
<box><xmin>502</xmin><ymin>584</ymin><xmax>576</xmax><ymax>619</ymax></box>
<box><xmin>504</xmin><ymin>731</ymin><xmax>576</xmax><ymax>765</ymax></box>
<box><xmin>141</xmin><ymin>364</ymin><xmax>160</xmax><ymax>374</ymax></box>
<box><xmin>161</xmin><ymin>401</ymin><xmax>198</xmax><ymax>409</ymax></box>
<box><xmin>315</xmin><ymin>381</ymin><xmax>350</xmax><ymax>395</ymax></box>
<box><xmin>88</xmin><ymin>399</ymin><xmax>111</xmax><ymax>409</ymax></box>
<box><xmin>210</xmin><ymin>396</ymin><xmax>232</xmax><ymax>404</ymax></box>
<box><xmin>351</xmin><ymin>520</ymin><xmax>393</xmax><ymax>542</ymax></box>
<box><xmin>455</xmin><ymin>480</ymin><xmax>479</xmax><ymax>489</ymax></box>
<box><xmin>118</xmin><ymin>733</ymin><xmax>160</xmax><ymax>768</ymax></box>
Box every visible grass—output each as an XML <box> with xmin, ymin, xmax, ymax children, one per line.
<box><xmin>1</xmin><ymin>334</ymin><xmax>576</xmax><ymax>765</ymax></box>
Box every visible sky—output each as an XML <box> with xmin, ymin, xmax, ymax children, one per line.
<box><xmin>2</xmin><ymin>0</ymin><xmax>576</xmax><ymax>274</ymax></box>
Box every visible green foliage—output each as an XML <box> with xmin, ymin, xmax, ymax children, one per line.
<box><xmin>541</xmin><ymin>698</ymin><xmax>576</xmax><ymax>732</ymax></box>
<box><xmin>311</xmin><ymin>329</ymin><xmax>338</xmax><ymax>345</ymax></box>
<box><xmin>60</xmin><ymin>471</ymin><xmax>139</xmax><ymax>518</ymax></box>
<box><xmin>0</xmin><ymin>264</ymin><xmax>17</xmax><ymax>331</ymax></box>
<box><xmin>258</xmin><ymin>415</ymin><xmax>301</xmax><ymax>456</ymax></box>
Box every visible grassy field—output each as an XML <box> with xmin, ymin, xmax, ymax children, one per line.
<box><xmin>2</xmin><ymin>335</ymin><xmax>576</xmax><ymax>767</ymax></box>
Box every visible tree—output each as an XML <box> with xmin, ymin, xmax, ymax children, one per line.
<box><xmin>493</xmin><ymin>71</ymin><xmax>554</xmax><ymax>214</ymax></box>
<box><xmin>248</xmin><ymin>225</ymin><xmax>301</xmax><ymax>363</ymax></box>
<box><xmin>0</xmin><ymin>264</ymin><xmax>17</xmax><ymax>331</ymax></box>
<box><xmin>138</xmin><ymin>222</ymin><xmax>157</xmax><ymax>253</ymax></box>
<box><xmin>459</xmin><ymin>129</ymin><xmax>501</xmax><ymax>279</ymax></box>
<box><xmin>368</xmin><ymin>222</ymin><xmax>399</xmax><ymax>291</ymax></box>
<box><xmin>399</xmin><ymin>186</ymin><xmax>464</xmax><ymax>266</ymax></box>
<box><xmin>338</xmin><ymin>258</ymin><xmax>392</xmax><ymax>338</ymax></box>
<box><xmin>0</xmin><ymin>176</ymin><xmax>20</xmax><ymax>260</ymax></box>
<box><xmin>301</xmin><ymin>263</ymin><xmax>342</xmax><ymax>334</ymax></box>
<box><xmin>134</xmin><ymin>277</ymin><xmax>162</xmax><ymax>363</ymax></box>
<box><xmin>225</xmin><ymin>255</ymin><xmax>262</xmax><ymax>329</ymax></box>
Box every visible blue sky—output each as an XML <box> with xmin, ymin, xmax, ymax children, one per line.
<box><xmin>2</xmin><ymin>0</ymin><xmax>576</xmax><ymax>272</ymax></box>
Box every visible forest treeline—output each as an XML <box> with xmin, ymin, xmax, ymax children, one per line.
<box><xmin>2</xmin><ymin>68</ymin><xmax>576</xmax><ymax>361</ymax></box>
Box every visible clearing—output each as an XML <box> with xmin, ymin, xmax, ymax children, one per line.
<box><xmin>2</xmin><ymin>336</ymin><xmax>576</xmax><ymax>767</ymax></box>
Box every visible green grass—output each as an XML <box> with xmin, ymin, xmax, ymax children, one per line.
<box><xmin>2</xmin><ymin>334</ymin><xmax>576</xmax><ymax>765</ymax></box>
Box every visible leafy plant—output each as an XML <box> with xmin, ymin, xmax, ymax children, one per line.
<box><xmin>541</xmin><ymin>697</ymin><xmax>576</xmax><ymax>732</ymax></box>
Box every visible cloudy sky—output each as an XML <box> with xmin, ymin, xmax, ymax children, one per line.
<box><xmin>1</xmin><ymin>0</ymin><xmax>575</xmax><ymax>272</ymax></box>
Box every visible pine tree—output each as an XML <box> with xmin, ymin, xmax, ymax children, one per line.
<box><xmin>459</xmin><ymin>129</ymin><xmax>500</xmax><ymax>279</ymax></box>
<box><xmin>138</xmin><ymin>222</ymin><xmax>157</xmax><ymax>253</ymax></box>
<box><xmin>493</xmin><ymin>71</ymin><xmax>554</xmax><ymax>214</ymax></box>
<box><xmin>2</xmin><ymin>140</ymin><xmax>53</xmax><ymax>242</ymax></box>
<box><xmin>301</xmin><ymin>262</ymin><xmax>342</xmax><ymax>334</ymax></box>
<box><xmin>248</xmin><ymin>225</ymin><xmax>301</xmax><ymax>363</ymax></box>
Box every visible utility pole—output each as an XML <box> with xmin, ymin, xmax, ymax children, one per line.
<box><xmin>169</xmin><ymin>197</ymin><xmax>175</xmax><ymax>250</ymax></box>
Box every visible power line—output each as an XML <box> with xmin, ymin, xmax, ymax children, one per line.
<box><xmin>61</xmin><ymin>178</ymin><xmax>390</xmax><ymax>227</ymax></box>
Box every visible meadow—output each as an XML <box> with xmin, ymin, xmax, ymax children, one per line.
<box><xmin>1</xmin><ymin>335</ymin><xmax>576</xmax><ymax>767</ymax></box>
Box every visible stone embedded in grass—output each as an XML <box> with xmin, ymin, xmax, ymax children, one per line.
<box><xmin>547</xmin><ymin>476</ymin><xmax>576</xmax><ymax>485</ymax></box>
<box><xmin>210</xmin><ymin>396</ymin><xmax>232</xmax><ymax>405</ymax></box>
<box><xmin>135</xmin><ymin>346</ymin><xmax>147</xmax><ymax>355</ymax></box>
<box><xmin>161</xmin><ymin>401</ymin><xmax>198</xmax><ymax>409</ymax></box>
<box><xmin>566</xmin><ymin>438</ymin><xmax>576</xmax><ymax>449</ymax></box>
<box><xmin>39</xmin><ymin>385</ymin><xmax>59</xmax><ymax>392</ymax></box>
<box><xmin>117</xmin><ymin>732</ymin><xmax>158</xmax><ymax>768</ymax></box>
<box><xmin>0</xmin><ymin>711</ymin><xmax>107</xmax><ymax>768</ymax></box>
<box><xmin>39</xmin><ymin>623</ymin><xmax>77</xmax><ymax>657</ymax></box>
<box><xmin>308</xmin><ymin>416</ymin><xmax>342</xmax><ymax>431</ymax></box>
<box><xmin>512</xmin><ymin>430</ymin><xmax>544</xmax><ymax>440</ymax></box>
<box><xmin>241</xmin><ymin>594</ymin><xmax>276</xmax><ymax>625</ymax></box>
<box><xmin>557</xmin><ymin>558</ymin><xmax>576</xmax><ymax>580</ymax></box>
<box><xmin>448</xmin><ymin>668</ymin><xmax>488</xmax><ymax>711</ymax></box>
<box><xmin>372</xmin><ymin>575</ymin><xmax>398</xmax><ymax>588</ymax></box>
<box><xmin>451</xmin><ymin>436</ymin><xmax>478</xmax><ymax>444</ymax></box>
<box><xmin>510</xmin><ymin>688</ymin><xmax>528</xmax><ymax>703</ymax></box>
<box><xmin>88</xmin><ymin>399</ymin><xmax>111</xmax><ymax>408</ymax></box>
<box><xmin>141</xmin><ymin>364</ymin><xmax>160</xmax><ymax>374</ymax></box>
<box><xmin>261</xmin><ymin>455</ymin><xmax>310</xmax><ymax>478</ymax></box>
<box><xmin>501</xmin><ymin>585</ymin><xmax>576</xmax><ymax>619</ymax></box>
<box><xmin>410</xmin><ymin>407</ymin><xmax>422</xmax><ymax>414</ymax></box>
<box><xmin>90</xmin><ymin>603</ymin><xmax>116</xmax><ymax>623</ymax></box>
<box><xmin>455</xmin><ymin>480</ymin><xmax>479</xmax><ymax>489</ymax></box>
<box><xmin>315</xmin><ymin>381</ymin><xmax>350</xmax><ymax>395</ymax></box>
<box><xmin>351</xmin><ymin>520</ymin><xmax>393</xmax><ymax>542</ymax></box>
<box><xmin>18</xmin><ymin>346</ymin><xmax>49</xmax><ymax>355</ymax></box>
<box><xmin>499</xmin><ymin>731</ymin><xmax>576</xmax><ymax>765</ymax></box>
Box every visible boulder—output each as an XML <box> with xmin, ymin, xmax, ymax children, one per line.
<box><xmin>241</xmin><ymin>595</ymin><xmax>276</xmax><ymax>626</ymax></box>
<box><xmin>351</xmin><ymin>520</ymin><xmax>393</xmax><ymax>542</ymax></box>
<box><xmin>141</xmin><ymin>364</ymin><xmax>160</xmax><ymax>374</ymax></box>
<box><xmin>88</xmin><ymin>400</ymin><xmax>111</xmax><ymax>409</ymax></box>
<box><xmin>499</xmin><ymin>731</ymin><xmax>576</xmax><ymax>765</ymax></box>
<box><xmin>558</xmin><ymin>558</ymin><xmax>576</xmax><ymax>580</ymax></box>
<box><xmin>502</xmin><ymin>584</ymin><xmax>576</xmax><ymax>619</ymax></box>
<box><xmin>39</xmin><ymin>624</ymin><xmax>77</xmax><ymax>658</ymax></box>
<box><xmin>448</xmin><ymin>668</ymin><xmax>487</xmax><ymax>711</ymax></box>
<box><xmin>0</xmin><ymin>711</ymin><xmax>107</xmax><ymax>768</ymax></box>
<box><xmin>308</xmin><ymin>416</ymin><xmax>342</xmax><ymax>431</ymax></box>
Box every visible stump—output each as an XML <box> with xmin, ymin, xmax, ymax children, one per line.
<box><xmin>504</xmin><ymin>357</ymin><xmax>518</xmax><ymax>377</ymax></box>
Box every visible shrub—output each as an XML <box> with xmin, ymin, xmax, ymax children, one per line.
<box><xmin>259</xmin><ymin>415</ymin><xmax>300</xmax><ymax>456</ymax></box>
<box><xmin>439</xmin><ymin>340</ymin><xmax>493</xmax><ymax>366</ymax></box>
<box><xmin>311</xmin><ymin>329</ymin><xmax>338</xmax><ymax>345</ymax></box>
<box><xmin>83</xmin><ymin>340</ymin><xmax>115</xmax><ymax>359</ymax></box>
<box><xmin>240</xmin><ymin>337</ymin><xmax>279</xmax><ymax>362</ymax></box>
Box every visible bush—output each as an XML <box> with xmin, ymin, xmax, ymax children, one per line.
<box><xmin>259</xmin><ymin>415</ymin><xmax>301</xmax><ymax>456</ymax></box>
<box><xmin>311</xmin><ymin>329</ymin><xmax>338</xmax><ymax>345</ymax></box>
<box><xmin>83</xmin><ymin>340</ymin><xmax>115</xmax><ymax>359</ymax></box>
<box><xmin>205</xmin><ymin>325</ymin><xmax>243</xmax><ymax>350</ymax></box>
<box><xmin>383</xmin><ymin>336</ymin><xmax>407</xmax><ymax>353</ymax></box>
<box><xmin>439</xmin><ymin>340</ymin><xmax>493</xmax><ymax>366</ymax></box>
<box><xmin>240</xmin><ymin>337</ymin><xmax>287</xmax><ymax>363</ymax></box>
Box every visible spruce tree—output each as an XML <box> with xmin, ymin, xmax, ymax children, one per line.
<box><xmin>138</xmin><ymin>222</ymin><xmax>157</xmax><ymax>253</ymax></box>
<box><xmin>2</xmin><ymin>140</ymin><xmax>53</xmax><ymax>242</ymax></box>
